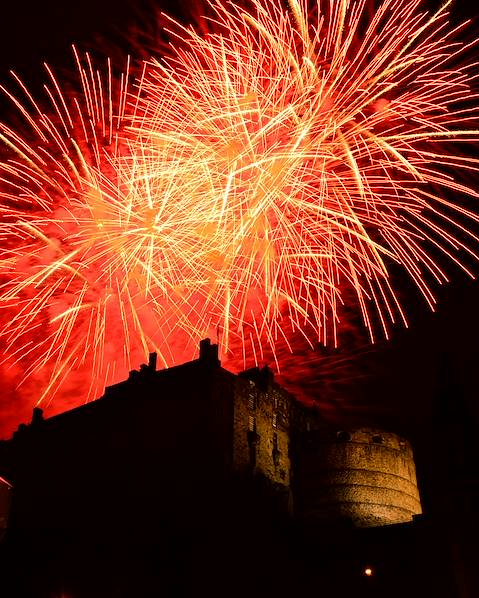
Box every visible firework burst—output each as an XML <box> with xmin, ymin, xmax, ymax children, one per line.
<box><xmin>0</xmin><ymin>0</ymin><xmax>478</xmax><ymax>431</ymax></box>
<box><xmin>0</xmin><ymin>51</ymin><xmax>144</xmax><ymax>408</ymax></box>
<box><xmin>132</xmin><ymin>0</ymin><xmax>479</xmax><ymax>352</ymax></box>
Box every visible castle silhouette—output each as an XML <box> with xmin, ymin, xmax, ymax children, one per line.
<box><xmin>0</xmin><ymin>339</ymin><xmax>477</xmax><ymax>597</ymax></box>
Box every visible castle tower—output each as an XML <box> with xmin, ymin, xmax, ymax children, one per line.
<box><xmin>231</xmin><ymin>365</ymin><xmax>295</xmax><ymax>511</ymax></box>
<box><xmin>296</xmin><ymin>427</ymin><xmax>422</xmax><ymax>527</ymax></box>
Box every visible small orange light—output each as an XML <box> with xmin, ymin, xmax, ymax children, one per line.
<box><xmin>364</xmin><ymin>567</ymin><xmax>373</xmax><ymax>577</ymax></box>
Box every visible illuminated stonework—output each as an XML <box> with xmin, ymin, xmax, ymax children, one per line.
<box><xmin>296</xmin><ymin>427</ymin><xmax>422</xmax><ymax>527</ymax></box>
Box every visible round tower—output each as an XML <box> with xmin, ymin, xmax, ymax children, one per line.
<box><xmin>297</xmin><ymin>427</ymin><xmax>422</xmax><ymax>527</ymax></box>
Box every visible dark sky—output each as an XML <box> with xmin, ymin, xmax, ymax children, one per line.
<box><xmin>0</xmin><ymin>0</ymin><xmax>478</xmax><ymax>446</ymax></box>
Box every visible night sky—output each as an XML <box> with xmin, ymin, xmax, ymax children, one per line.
<box><xmin>0</xmin><ymin>0</ymin><xmax>478</xmax><ymax>448</ymax></box>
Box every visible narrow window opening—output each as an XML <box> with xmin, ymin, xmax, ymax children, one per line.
<box><xmin>272</xmin><ymin>432</ymin><xmax>280</xmax><ymax>467</ymax></box>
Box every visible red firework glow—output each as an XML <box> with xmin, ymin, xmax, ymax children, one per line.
<box><xmin>0</xmin><ymin>0</ymin><xmax>478</xmax><ymax>436</ymax></box>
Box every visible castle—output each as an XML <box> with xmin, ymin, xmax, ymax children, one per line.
<box><xmin>0</xmin><ymin>339</ymin><xmax>476</xmax><ymax>597</ymax></box>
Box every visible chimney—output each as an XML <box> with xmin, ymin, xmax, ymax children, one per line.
<box><xmin>31</xmin><ymin>407</ymin><xmax>44</xmax><ymax>426</ymax></box>
<box><xmin>148</xmin><ymin>352</ymin><xmax>157</xmax><ymax>371</ymax></box>
<box><xmin>199</xmin><ymin>338</ymin><xmax>220</xmax><ymax>367</ymax></box>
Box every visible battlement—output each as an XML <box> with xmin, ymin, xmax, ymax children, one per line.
<box><xmin>314</xmin><ymin>427</ymin><xmax>412</xmax><ymax>451</ymax></box>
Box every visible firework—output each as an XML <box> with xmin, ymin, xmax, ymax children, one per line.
<box><xmin>0</xmin><ymin>50</ymin><xmax>143</xmax><ymax>411</ymax></box>
<box><xmin>131</xmin><ymin>0</ymin><xmax>479</xmax><ymax>351</ymax></box>
<box><xmin>0</xmin><ymin>0</ymin><xmax>478</xmax><ymax>432</ymax></box>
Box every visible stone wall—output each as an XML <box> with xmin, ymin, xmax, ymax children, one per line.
<box><xmin>296</xmin><ymin>427</ymin><xmax>422</xmax><ymax>527</ymax></box>
<box><xmin>233</xmin><ymin>368</ymin><xmax>292</xmax><ymax>491</ymax></box>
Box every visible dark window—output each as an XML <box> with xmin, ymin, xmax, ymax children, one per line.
<box><xmin>272</xmin><ymin>433</ymin><xmax>280</xmax><ymax>467</ymax></box>
<box><xmin>249</xmin><ymin>442</ymin><xmax>257</xmax><ymax>468</ymax></box>
<box><xmin>336</xmin><ymin>430</ymin><xmax>352</xmax><ymax>442</ymax></box>
<box><xmin>247</xmin><ymin>430</ymin><xmax>259</xmax><ymax>468</ymax></box>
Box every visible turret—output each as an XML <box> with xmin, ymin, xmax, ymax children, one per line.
<box><xmin>296</xmin><ymin>426</ymin><xmax>422</xmax><ymax>527</ymax></box>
